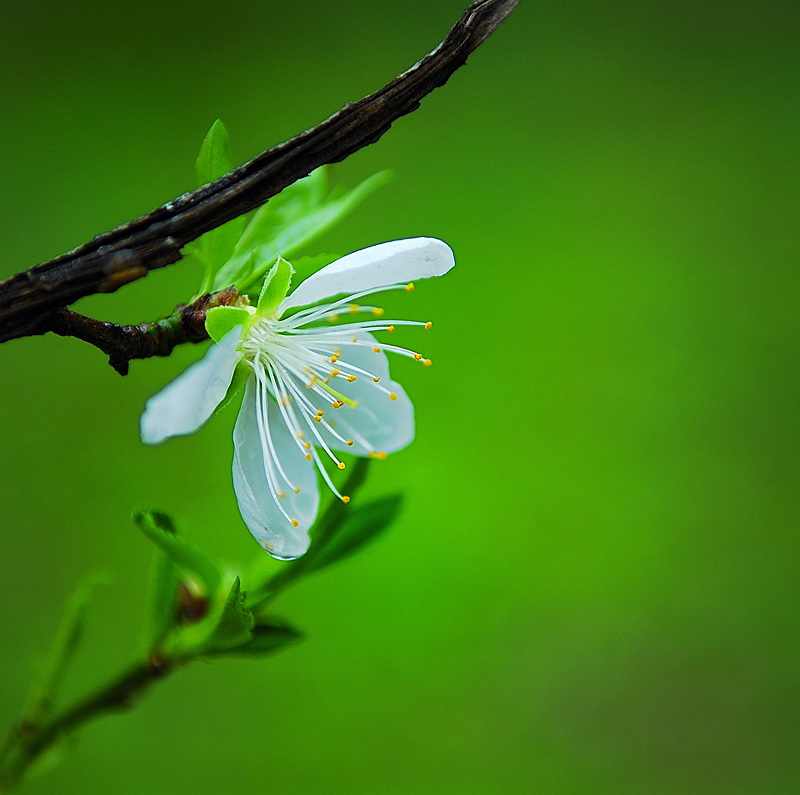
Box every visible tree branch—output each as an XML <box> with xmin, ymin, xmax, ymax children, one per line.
<box><xmin>0</xmin><ymin>0</ymin><xmax>518</xmax><ymax>356</ymax></box>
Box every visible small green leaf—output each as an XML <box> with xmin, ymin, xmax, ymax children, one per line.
<box><xmin>142</xmin><ymin>512</ymin><xmax>182</xmax><ymax>654</ymax></box>
<box><xmin>205</xmin><ymin>305</ymin><xmax>250</xmax><ymax>343</ymax></box>
<box><xmin>212</xmin><ymin>169</ymin><xmax>391</xmax><ymax>292</ymax></box>
<box><xmin>132</xmin><ymin>511</ymin><xmax>221</xmax><ymax>598</ymax></box>
<box><xmin>24</xmin><ymin>574</ymin><xmax>106</xmax><ymax>724</ymax></box>
<box><xmin>211</xmin><ymin>616</ymin><xmax>303</xmax><ymax>658</ymax></box>
<box><xmin>257</xmin><ymin>257</ymin><xmax>293</xmax><ymax>316</ymax></box>
<box><xmin>306</xmin><ymin>494</ymin><xmax>404</xmax><ymax>573</ymax></box>
<box><xmin>185</xmin><ymin>120</ymin><xmax>246</xmax><ymax>294</ymax></box>
<box><xmin>195</xmin><ymin>119</ymin><xmax>232</xmax><ymax>187</ymax></box>
<box><xmin>200</xmin><ymin>578</ymin><xmax>254</xmax><ymax>654</ymax></box>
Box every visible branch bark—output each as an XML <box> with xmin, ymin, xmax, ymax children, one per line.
<box><xmin>0</xmin><ymin>0</ymin><xmax>518</xmax><ymax>358</ymax></box>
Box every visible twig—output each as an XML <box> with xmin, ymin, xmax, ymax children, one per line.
<box><xmin>0</xmin><ymin>0</ymin><xmax>518</xmax><ymax>362</ymax></box>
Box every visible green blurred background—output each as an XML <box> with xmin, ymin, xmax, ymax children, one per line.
<box><xmin>1</xmin><ymin>0</ymin><xmax>798</xmax><ymax>791</ymax></box>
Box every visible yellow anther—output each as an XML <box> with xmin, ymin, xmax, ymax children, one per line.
<box><xmin>386</xmin><ymin>325</ymin><xmax>395</xmax><ymax>333</ymax></box>
<box><xmin>346</xmin><ymin>375</ymin><xmax>357</xmax><ymax>382</ymax></box>
<box><xmin>425</xmin><ymin>321</ymin><xmax>433</xmax><ymax>330</ymax></box>
<box><xmin>389</xmin><ymin>393</ymin><xmax>398</xmax><ymax>401</ymax></box>
<box><xmin>323</xmin><ymin>377</ymin><xmax>330</xmax><ymax>384</ymax></box>
<box><xmin>369</xmin><ymin>451</ymin><xmax>377</xmax><ymax>458</ymax></box>
<box><xmin>346</xmin><ymin>439</ymin><xmax>354</xmax><ymax>446</ymax></box>
<box><xmin>413</xmin><ymin>353</ymin><xmax>422</xmax><ymax>361</ymax></box>
<box><xmin>330</xmin><ymin>353</ymin><xmax>340</xmax><ymax>363</ymax></box>
<box><xmin>405</xmin><ymin>282</ymin><xmax>415</xmax><ymax>292</ymax></box>
<box><xmin>294</xmin><ymin>487</ymin><xmax>301</xmax><ymax>494</ymax></box>
<box><xmin>373</xmin><ymin>347</ymin><xmax>381</xmax><ymax>353</ymax></box>
<box><xmin>332</xmin><ymin>400</ymin><xmax>344</xmax><ymax>409</ymax></box>
<box><xmin>296</xmin><ymin>431</ymin><xmax>305</xmax><ymax>439</ymax></box>
<box><xmin>373</xmin><ymin>376</ymin><xmax>381</xmax><ymax>383</ymax></box>
<box><xmin>304</xmin><ymin>442</ymin><xmax>311</xmax><ymax>450</ymax></box>
<box><xmin>372</xmin><ymin>307</ymin><xmax>384</xmax><ymax>317</ymax></box>
<box><xmin>316</xmin><ymin>410</ymin><xmax>324</xmax><ymax>416</ymax></box>
<box><xmin>349</xmin><ymin>304</ymin><xmax>360</xmax><ymax>314</ymax></box>
<box><xmin>313</xmin><ymin>416</ymin><xmax>322</xmax><ymax>423</ymax></box>
<box><xmin>278</xmin><ymin>491</ymin><xmax>286</xmax><ymax>499</ymax></box>
<box><xmin>377</xmin><ymin>452</ymin><xmax>387</xmax><ymax>460</ymax></box>
<box><xmin>330</xmin><ymin>368</ymin><xmax>341</xmax><ymax>377</ymax></box>
<box><xmin>341</xmin><ymin>495</ymin><xmax>351</xmax><ymax>504</ymax></box>
<box><xmin>328</xmin><ymin>314</ymin><xmax>340</xmax><ymax>323</ymax></box>
<box><xmin>352</xmin><ymin>336</ymin><xmax>358</xmax><ymax>342</ymax></box>
<box><xmin>423</xmin><ymin>359</ymin><xmax>432</xmax><ymax>366</ymax></box>
<box><xmin>337</xmin><ymin>462</ymin><xmax>346</xmax><ymax>470</ymax></box>
<box><xmin>291</xmin><ymin>519</ymin><xmax>299</xmax><ymax>527</ymax></box>
<box><xmin>305</xmin><ymin>453</ymin><xmax>312</xmax><ymax>461</ymax></box>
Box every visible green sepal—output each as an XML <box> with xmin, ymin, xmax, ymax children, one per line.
<box><xmin>306</xmin><ymin>494</ymin><xmax>404</xmax><ymax>573</ymax></box>
<box><xmin>212</xmin><ymin>616</ymin><xmax>303</xmax><ymax>658</ymax></box>
<box><xmin>213</xmin><ymin>362</ymin><xmax>250</xmax><ymax>416</ymax></box>
<box><xmin>132</xmin><ymin>510</ymin><xmax>221</xmax><ymax>598</ymax></box>
<box><xmin>257</xmin><ymin>257</ymin><xmax>293</xmax><ymax>316</ymax></box>
<box><xmin>205</xmin><ymin>305</ymin><xmax>251</xmax><ymax>343</ymax></box>
<box><xmin>212</xmin><ymin>168</ymin><xmax>391</xmax><ymax>292</ymax></box>
<box><xmin>196</xmin><ymin>577</ymin><xmax>254</xmax><ymax>654</ymax></box>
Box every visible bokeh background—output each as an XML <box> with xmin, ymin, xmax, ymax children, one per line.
<box><xmin>1</xmin><ymin>0</ymin><xmax>798</xmax><ymax>792</ymax></box>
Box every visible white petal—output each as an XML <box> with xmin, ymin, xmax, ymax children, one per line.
<box><xmin>140</xmin><ymin>327</ymin><xmax>243</xmax><ymax>445</ymax></box>
<box><xmin>232</xmin><ymin>378</ymin><xmax>320</xmax><ymax>560</ymax></box>
<box><xmin>307</xmin><ymin>333</ymin><xmax>414</xmax><ymax>457</ymax></box>
<box><xmin>280</xmin><ymin>238</ymin><xmax>455</xmax><ymax>312</ymax></box>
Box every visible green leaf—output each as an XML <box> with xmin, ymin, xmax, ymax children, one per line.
<box><xmin>204</xmin><ymin>305</ymin><xmax>250</xmax><ymax>343</ymax></box>
<box><xmin>132</xmin><ymin>511</ymin><xmax>221</xmax><ymax>598</ymax></box>
<box><xmin>212</xmin><ymin>169</ymin><xmax>391</xmax><ymax>292</ymax></box>
<box><xmin>24</xmin><ymin>574</ymin><xmax>106</xmax><ymax>724</ymax></box>
<box><xmin>306</xmin><ymin>494</ymin><xmax>404</xmax><ymax>573</ymax></box>
<box><xmin>257</xmin><ymin>257</ymin><xmax>293</xmax><ymax>315</ymax></box>
<box><xmin>141</xmin><ymin>512</ymin><xmax>182</xmax><ymax>654</ymax></box>
<box><xmin>195</xmin><ymin>119</ymin><xmax>233</xmax><ymax>187</ymax></box>
<box><xmin>184</xmin><ymin>120</ymin><xmax>246</xmax><ymax>294</ymax></box>
<box><xmin>199</xmin><ymin>578</ymin><xmax>254</xmax><ymax>654</ymax></box>
<box><xmin>211</xmin><ymin>616</ymin><xmax>303</xmax><ymax>658</ymax></box>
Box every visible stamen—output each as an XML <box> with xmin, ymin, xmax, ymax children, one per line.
<box><xmin>341</xmin><ymin>495</ymin><xmax>351</xmax><ymax>503</ymax></box>
<box><xmin>405</xmin><ymin>283</ymin><xmax>414</xmax><ymax>291</ymax></box>
<box><xmin>386</xmin><ymin>325</ymin><xmax>395</xmax><ymax>333</ymax></box>
<box><xmin>389</xmin><ymin>393</ymin><xmax>398</xmax><ymax>401</ymax></box>
<box><xmin>423</xmin><ymin>359</ymin><xmax>432</xmax><ymax>366</ymax></box>
<box><xmin>425</xmin><ymin>321</ymin><xmax>432</xmax><ymax>330</ymax></box>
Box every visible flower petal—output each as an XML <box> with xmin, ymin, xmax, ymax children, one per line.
<box><xmin>279</xmin><ymin>237</ymin><xmax>455</xmax><ymax>312</ymax></box>
<box><xmin>232</xmin><ymin>378</ymin><xmax>320</xmax><ymax>560</ymax></box>
<box><xmin>307</xmin><ymin>333</ymin><xmax>414</xmax><ymax>457</ymax></box>
<box><xmin>140</xmin><ymin>327</ymin><xmax>244</xmax><ymax>445</ymax></box>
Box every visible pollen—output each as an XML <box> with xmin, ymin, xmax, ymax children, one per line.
<box><xmin>346</xmin><ymin>375</ymin><xmax>357</xmax><ymax>382</ymax></box>
<box><xmin>330</xmin><ymin>368</ymin><xmax>341</xmax><ymax>377</ymax></box>
<box><xmin>389</xmin><ymin>393</ymin><xmax>398</xmax><ymax>400</ymax></box>
<box><xmin>294</xmin><ymin>487</ymin><xmax>301</xmax><ymax>494</ymax></box>
<box><xmin>291</xmin><ymin>519</ymin><xmax>299</xmax><ymax>527</ymax></box>
<box><xmin>330</xmin><ymin>353</ymin><xmax>340</xmax><ymax>363</ymax></box>
<box><xmin>413</xmin><ymin>353</ymin><xmax>423</xmax><ymax>361</ymax></box>
<box><xmin>373</xmin><ymin>347</ymin><xmax>381</xmax><ymax>353</ymax></box>
<box><xmin>423</xmin><ymin>358</ymin><xmax>432</xmax><ymax>366</ymax></box>
<box><xmin>304</xmin><ymin>442</ymin><xmax>311</xmax><ymax>450</ymax></box>
<box><xmin>313</xmin><ymin>415</ymin><xmax>322</xmax><ymax>422</ymax></box>
<box><xmin>346</xmin><ymin>439</ymin><xmax>354</xmax><ymax>446</ymax></box>
<box><xmin>425</xmin><ymin>321</ymin><xmax>432</xmax><ymax>330</ymax></box>
<box><xmin>405</xmin><ymin>282</ymin><xmax>415</xmax><ymax>292</ymax></box>
<box><xmin>332</xmin><ymin>400</ymin><xmax>345</xmax><ymax>409</ymax></box>
<box><xmin>386</xmin><ymin>325</ymin><xmax>396</xmax><ymax>333</ymax></box>
<box><xmin>337</xmin><ymin>462</ymin><xmax>346</xmax><ymax>470</ymax></box>
<box><xmin>341</xmin><ymin>495</ymin><xmax>351</xmax><ymax>504</ymax></box>
<box><xmin>305</xmin><ymin>453</ymin><xmax>312</xmax><ymax>461</ymax></box>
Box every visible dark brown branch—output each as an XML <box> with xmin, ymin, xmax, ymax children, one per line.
<box><xmin>48</xmin><ymin>287</ymin><xmax>240</xmax><ymax>375</ymax></box>
<box><xmin>0</xmin><ymin>0</ymin><xmax>518</xmax><ymax>348</ymax></box>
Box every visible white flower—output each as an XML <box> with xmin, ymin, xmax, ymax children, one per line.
<box><xmin>140</xmin><ymin>238</ymin><xmax>455</xmax><ymax>560</ymax></box>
